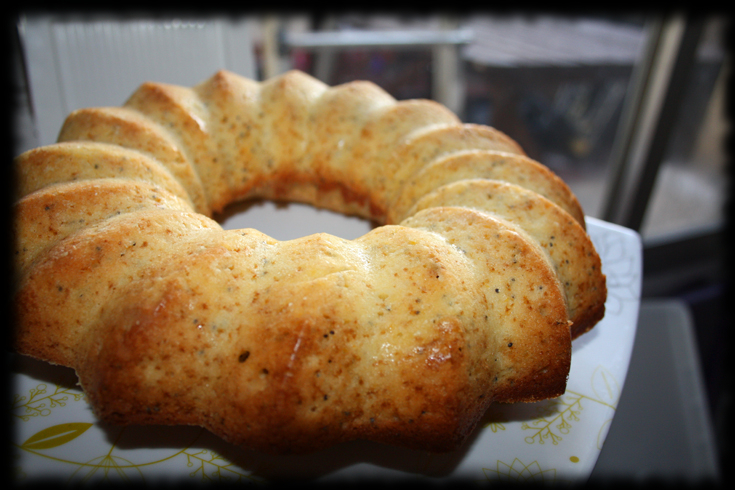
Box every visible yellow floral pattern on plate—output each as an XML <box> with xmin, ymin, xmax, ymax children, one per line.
<box><xmin>483</xmin><ymin>458</ymin><xmax>558</xmax><ymax>483</ymax></box>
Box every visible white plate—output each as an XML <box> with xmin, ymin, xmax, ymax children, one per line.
<box><xmin>11</xmin><ymin>212</ymin><xmax>642</xmax><ymax>485</ymax></box>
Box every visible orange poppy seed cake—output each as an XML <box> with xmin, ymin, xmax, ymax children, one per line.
<box><xmin>13</xmin><ymin>70</ymin><xmax>606</xmax><ymax>454</ymax></box>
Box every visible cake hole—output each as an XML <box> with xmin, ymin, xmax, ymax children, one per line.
<box><xmin>217</xmin><ymin>199</ymin><xmax>376</xmax><ymax>241</ymax></box>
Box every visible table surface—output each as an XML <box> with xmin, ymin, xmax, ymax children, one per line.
<box><xmin>590</xmin><ymin>298</ymin><xmax>720</xmax><ymax>483</ymax></box>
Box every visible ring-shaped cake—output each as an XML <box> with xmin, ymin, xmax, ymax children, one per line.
<box><xmin>13</xmin><ymin>70</ymin><xmax>606</xmax><ymax>453</ymax></box>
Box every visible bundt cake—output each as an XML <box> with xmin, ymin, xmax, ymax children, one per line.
<box><xmin>12</xmin><ymin>69</ymin><xmax>606</xmax><ymax>454</ymax></box>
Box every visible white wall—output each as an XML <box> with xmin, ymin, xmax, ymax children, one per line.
<box><xmin>16</xmin><ymin>15</ymin><xmax>259</xmax><ymax>149</ymax></box>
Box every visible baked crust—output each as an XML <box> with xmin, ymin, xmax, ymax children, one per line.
<box><xmin>409</xmin><ymin>179</ymin><xmax>605</xmax><ymax>339</ymax></box>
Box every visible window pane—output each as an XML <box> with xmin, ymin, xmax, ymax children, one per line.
<box><xmin>460</xmin><ymin>15</ymin><xmax>648</xmax><ymax>218</ymax></box>
<box><xmin>280</xmin><ymin>14</ymin><xmax>651</xmax><ymax>221</ymax></box>
<box><xmin>639</xmin><ymin>17</ymin><xmax>728</xmax><ymax>240</ymax></box>
<box><xmin>276</xmin><ymin>14</ymin><xmax>726</xmax><ymax>238</ymax></box>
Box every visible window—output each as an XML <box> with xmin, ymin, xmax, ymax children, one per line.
<box><xmin>266</xmin><ymin>13</ymin><xmax>727</xmax><ymax>243</ymax></box>
<box><xmin>639</xmin><ymin>18</ymin><xmax>727</xmax><ymax>240</ymax></box>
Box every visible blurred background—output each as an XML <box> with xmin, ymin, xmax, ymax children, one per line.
<box><xmin>9</xmin><ymin>11</ymin><xmax>730</xmax><ymax>484</ymax></box>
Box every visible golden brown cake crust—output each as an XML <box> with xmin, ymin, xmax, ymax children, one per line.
<box><xmin>408</xmin><ymin>179</ymin><xmax>606</xmax><ymax>339</ymax></box>
<box><xmin>13</xmin><ymin>69</ymin><xmax>605</xmax><ymax>454</ymax></box>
